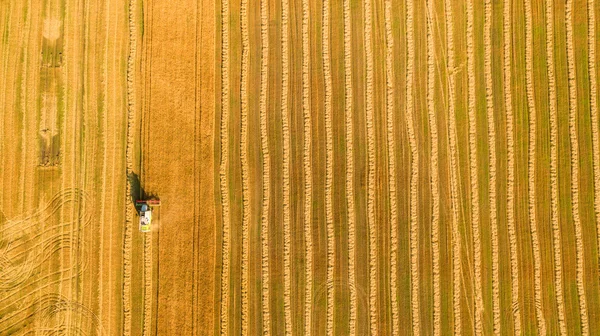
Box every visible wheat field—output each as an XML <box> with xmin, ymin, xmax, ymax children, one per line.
<box><xmin>2</xmin><ymin>0</ymin><xmax>600</xmax><ymax>334</ymax></box>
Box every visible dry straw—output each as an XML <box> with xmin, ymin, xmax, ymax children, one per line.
<box><xmin>565</xmin><ymin>0</ymin><xmax>590</xmax><ymax>332</ymax></box>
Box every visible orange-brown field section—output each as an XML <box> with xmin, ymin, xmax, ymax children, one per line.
<box><xmin>3</xmin><ymin>0</ymin><xmax>600</xmax><ymax>335</ymax></box>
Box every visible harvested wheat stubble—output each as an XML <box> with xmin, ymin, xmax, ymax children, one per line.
<box><xmin>384</xmin><ymin>0</ymin><xmax>399</xmax><ymax>335</ymax></box>
<box><xmin>523</xmin><ymin>0</ymin><xmax>546</xmax><ymax>332</ymax></box>
<box><xmin>502</xmin><ymin>0</ymin><xmax>523</xmax><ymax>332</ymax></box>
<box><xmin>424</xmin><ymin>0</ymin><xmax>440</xmax><ymax>334</ymax></box>
<box><xmin>259</xmin><ymin>0</ymin><xmax>271</xmax><ymax>332</ymax></box>
<box><xmin>343</xmin><ymin>0</ymin><xmax>357</xmax><ymax>333</ymax></box>
<box><xmin>321</xmin><ymin>0</ymin><xmax>335</xmax><ymax>334</ymax></box>
<box><xmin>444</xmin><ymin>0</ymin><xmax>462</xmax><ymax>333</ymax></box>
<box><xmin>301</xmin><ymin>0</ymin><xmax>313</xmax><ymax>334</ymax></box>
<box><xmin>483</xmin><ymin>0</ymin><xmax>500</xmax><ymax>333</ymax></box>
<box><xmin>240</xmin><ymin>0</ymin><xmax>250</xmax><ymax>332</ymax></box>
<box><xmin>544</xmin><ymin>0</ymin><xmax>568</xmax><ymax>333</ymax></box>
<box><xmin>565</xmin><ymin>0</ymin><xmax>590</xmax><ymax>333</ymax></box>
<box><xmin>363</xmin><ymin>0</ymin><xmax>379</xmax><ymax>334</ymax></box>
<box><xmin>219</xmin><ymin>0</ymin><xmax>231</xmax><ymax>334</ymax></box>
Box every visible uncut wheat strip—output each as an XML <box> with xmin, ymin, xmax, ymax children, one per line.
<box><xmin>302</xmin><ymin>0</ymin><xmax>313</xmax><ymax>333</ymax></box>
<box><xmin>483</xmin><ymin>0</ymin><xmax>500</xmax><ymax>333</ymax></box>
<box><xmin>259</xmin><ymin>0</ymin><xmax>271</xmax><ymax>332</ymax></box>
<box><xmin>466</xmin><ymin>0</ymin><xmax>484</xmax><ymax>331</ymax></box>
<box><xmin>424</xmin><ymin>1</ymin><xmax>440</xmax><ymax>335</ymax></box>
<box><xmin>343</xmin><ymin>0</ymin><xmax>357</xmax><ymax>333</ymax></box>
<box><xmin>523</xmin><ymin>0</ymin><xmax>547</xmax><ymax>332</ymax></box>
<box><xmin>405</xmin><ymin>0</ymin><xmax>420</xmax><ymax>333</ymax></box>
<box><xmin>384</xmin><ymin>0</ymin><xmax>399</xmax><ymax>335</ymax></box>
<box><xmin>588</xmin><ymin>0</ymin><xmax>600</xmax><ymax>297</ymax></box>
<box><xmin>322</xmin><ymin>0</ymin><xmax>335</xmax><ymax>334</ymax></box>
<box><xmin>281</xmin><ymin>0</ymin><xmax>292</xmax><ymax>333</ymax></box>
<box><xmin>219</xmin><ymin>0</ymin><xmax>232</xmax><ymax>334</ymax></box>
<box><xmin>544</xmin><ymin>0</ymin><xmax>567</xmax><ymax>333</ymax></box>
<box><xmin>122</xmin><ymin>0</ymin><xmax>138</xmax><ymax>332</ymax></box>
<box><xmin>364</xmin><ymin>0</ymin><xmax>379</xmax><ymax>333</ymax></box>
<box><xmin>565</xmin><ymin>1</ymin><xmax>590</xmax><ymax>333</ymax></box>
<box><xmin>502</xmin><ymin>0</ymin><xmax>522</xmax><ymax>332</ymax></box>
<box><xmin>444</xmin><ymin>0</ymin><xmax>462</xmax><ymax>333</ymax></box>
<box><xmin>240</xmin><ymin>0</ymin><xmax>250</xmax><ymax>332</ymax></box>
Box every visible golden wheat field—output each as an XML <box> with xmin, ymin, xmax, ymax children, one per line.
<box><xmin>2</xmin><ymin>0</ymin><xmax>600</xmax><ymax>334</ymax></box>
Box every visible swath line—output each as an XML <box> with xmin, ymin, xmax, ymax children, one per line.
<box><xmin>384</xmin><ymin>0</ymin><xmax>399</xmax><ymax>335</ymax></box>
<box><xmin>466</xmin><ymin>0</ymin><xmax>483</xmax><ymax>332</ymax></box>
<box><xmin>425</xmin><ymin>1</ymin><xmax>440</xmax><ymax>335</ymax></box>
<box><xmin>219</xmin><ymin>0</ymin><xmax>231</xmax><ymax>333</ymax></box>
<box><xmin>281</xmin><ymin>0</ymin><xmax>292</xmax><ymax>333</ymax></box>
<box><xmin>502</xmin><ymin>0</ymin><xmax>522</xmax><ymax>332</ymax></box>
<box><xmin>544</xmin><ymin>0</ymin><xmax>567</xmax><ymax>333</ymax></box>
<box><xmin>444</xmin><ymin>0</ymin><xmax>462</xmax><ymax>333</ymax></box>
<box><xmin>259</xmin><ymin>0</ymin><xmax>271</xmax><ymax>332</ymax></box>
<box><xmin>123</xmin><ymin>0</ymin><xmax>138</xmax><ymax>333</ymax></box>
<box><xmin>302</xmin><ymin>0</ymin><xmax>313</xmax><ymax>333</ymax></box>
<box><xmin>343</xmin><ymin>0</ymin><xmax>357</xmax><ymax>333</ymax></box>
<box><xmin>364</xmin><ymin>0</ymin><xmax>379</xmax><ymax>333</ymax></box>
<box><xmin>240</xmin><ymin>0</ymin><xmax>250</xmax><ymax>332</ymax></box>
<box><xmin>565</xmin><ymin>0</ymin><xmax>590</xmax><ymax>333</ymax></box>
<box><xmin>322</xmin><ymin>0</ymin><xmax>334</xmax><ymax>334</ymax></box>
<box><xmin>483</xmin><ymin>0</ymin><xmax>500</xmax><ymax>332</ymax></box>
<box><xmin>406</xmin><ymin>0</ymin><xmax>420</xmax><ymax>333</ymax></box>
<box><xmin>587</xmin><ymin>0</ymin><xmax>600</xmax><ymax>308</ymax></box>
<box><xmin>523</xmin><ymin>0</ymin><xmax>546</xmax><ymax>332</ymax></box>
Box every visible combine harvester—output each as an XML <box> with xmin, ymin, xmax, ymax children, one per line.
<box><xmin>136</xmin><ymin>200</ymin><xmax>160</xmax><ymax>232</ymax></box>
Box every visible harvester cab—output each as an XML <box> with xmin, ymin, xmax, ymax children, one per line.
<box><xmin>136</xmin><ymin>200</ymin><xmax>161</xmax><ymax>232</ymax></box>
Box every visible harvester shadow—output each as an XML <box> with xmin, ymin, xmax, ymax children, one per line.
<box><xmin>127</xmin><ymin>172</ymin><xmax>159</xmax><ymax>214</ymax></box>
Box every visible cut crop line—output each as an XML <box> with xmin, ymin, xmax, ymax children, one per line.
<box><xmin>259</xmin><ymin>0</ymin><xmax>271</xmax><ymax>332</ymax></box>
<box><xmin>406</xmin><ymin>0</ymin><xmax>420</xmax><ymax>333</ymax></box>
<box><xmin>384</xmin><ymin>0</ymin><xmax>399</xmax><ymax>335</ymax></box>
<box><xmin>425</xmin><ymin>1</ymin><xmax>440</xmax><ymax>335</ymax></box>
<box><xmin>281</xmin><ymin>0</ymin><xmax>292</xmax><ymax>333</ymax></box>
<box><xmin>322</xmin><ymin>0</ymin><xmax>334</xmax><ymax>334</ymax></box>
<box><xmin>587</xmin><ymin>0</ymin><xmax>600</xmax><ymax>298</ymax></box>
<box><xmin>219</xmin><ymin>0</ymin><xmax>232</xmax><ymax>333</ymax></box>
<box><xmin>364</xmin><ymin>0</ymin><xmax>379</xmax><ymax>333</ymax></box>
<box><xmin>123</xmin><ymin>0</ymin><xmax>138</xmax><ymax>332</ymax></box>
<box><xmin>444</xmin><ymin>0</ymin><xmax>462</xmax><ymax>333</ymax></box>
<box><xmin>302</xmin><ymin>0</ymin><xmax>313</xmax><ymax>333</ymax></box>
<box><xmin>466</xmin><ymin>0</ymin><xmax>483</xmax><ymax>332</ymax></box>
<box><xmin>545</xmin><ymin>0</ymin><xmax>567</xmax><ymax>332</ymax></box>
<box><xmin>240</xmin><ymin>0</ymin><xmax>250</xmax><ymax>332</ymax></box>
<box><xmin>565</xmin><ymin>0</ymin><xmax>590</xmax><ymax>333</ymax></box>
<box><xmin>343</xmin><ymin>0</ymin><xmax>357</xmax><ymax>333</ymax></box>
<box><xmin>503</xmin><ymin>0</ymin><xmax>522</xmax><ymax>332</ymax></box>
<box><xmin>523</xmin><ymin>0</ymin><xmax>546</xmax><ymax>332</ymax></box>
<box><xmin>483</xmin><ymin>0</ymin><xmax>500</xmax><ymax>333</ymax></box>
